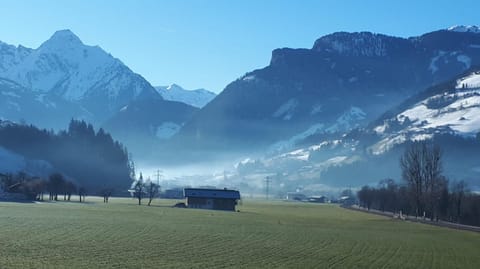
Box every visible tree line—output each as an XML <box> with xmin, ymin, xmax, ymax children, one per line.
<box><xmin>0</xmin><ymin>119</ymin><xmax>133</xmax><ymax>193</ymax></box>
<box><xmin>0</xmin><ymin>172</ymin><xmax>87</xmax><ymax>202</ymax></box>
<box><xmin>357</xmin><ymin>141</ymin><xmax>480</xmax><ymax>227</ymax></box>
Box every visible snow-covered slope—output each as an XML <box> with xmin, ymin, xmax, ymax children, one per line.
<box><xmin>371</xmin><ymin>71</ymin><xmax>480</xmax><ymax>154</ymax></box>
<box><xmin>269</xmin><ymin>106</ymin><xmax>366</xmax><ymax>153</ymax></box>
<box><xmin>0</xmin><ymin>42</ymin><xmax>32</xmax><ymax>73</ymax></box>
<box><xmin>0</xmin><ymin>77</ymin><xmax>92</xmax><ymax>128</ymax></box>
<box><xmin>155</xmin><ymin>84</ymin><xmax>216</xmax><ymax>108</ymax></box>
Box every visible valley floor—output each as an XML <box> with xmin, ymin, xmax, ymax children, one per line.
<box><xmin>0</xmin><ymin>198</ymin><xmax>479</xmax><ymax>268</ymax></box>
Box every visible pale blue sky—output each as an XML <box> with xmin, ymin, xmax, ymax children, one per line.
<box><xmin>0</xmin><ymin>0</ymin><xmax>478</xmax><ymax>93</ymax></box>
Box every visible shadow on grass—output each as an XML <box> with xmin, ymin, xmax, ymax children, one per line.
<box><xmin>0</xmin><ymin>198</ymin><xmax>35</xmax><ymax>204</ymax></box>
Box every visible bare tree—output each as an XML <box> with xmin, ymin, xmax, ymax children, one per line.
<box><xmin>422</xmin><ymin>143</ymin><xmax>444</xmax><ymax>220</ymax></box>
<box><xmin>451</xmin><ymin>180</ymin><xmax>467</xmax><ymax>223</ymax></box>
<box><xmin>145</xmin><ymin>179</ymin><xmax>160</xmax><ymax>206</ymax></box>
<box><xmin>132</xmin><ymin>173</ymin><xmax>145</xmax><ymax>205</ymax></box>
<box><xmin>400</xmin><ymin>142</ymin><xmax>424</xmax><ymax>217</ymax></box>
<box><xmin>401</xmin><ymin>141</ymin><xmax>444</xmax><ymax>220</ymax></box>
<box><xmin>64</xmin><ymin>181</ymin><xmax>76</xmax><ymax>201</ymax></box>
<box><xmin>78</xmin><ymin>187</ymin><xmax>87</xmax><ymax>202</ymax></box>
<box><xmin>100</xmin><ymin>188</ymin><xmax>113</xmax><ymax>203</ymax></box>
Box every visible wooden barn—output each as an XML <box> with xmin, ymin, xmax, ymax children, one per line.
<box><xmin>183</xmin><ymin>188</ymin><xmax>240</xmax><ymax>211</ymax></box>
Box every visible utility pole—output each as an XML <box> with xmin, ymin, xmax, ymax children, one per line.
<box><xmin>156</xmin><ymin>169</ymin><xmax>161</xmax><ymax>185</ymax></box>
<box><xmin>265</xmin><ymin>176</ymin><xmax>271</xmax><ymax>200</ymax></box>
<box><xmin>155</xmin><ymin>169</ymin><xmax>162</xmax><ymax>199</ymax></box>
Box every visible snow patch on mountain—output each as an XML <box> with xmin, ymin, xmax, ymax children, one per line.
<box><xmin>457</xmin><ymin>55</ymin><xmax>472</xmax><ymax>69</ymax></box>
<box><xmin>155</xmin><ymin>84</ymin><xmax>216</xmax><ymax>108</ymax></box>
<box><xmin>448</xmin><ymin>25</ymin><xmax>480</xmax><ymax>34</ymax></box>
<box><xmin>456</xmin><ymin>72</ymin><xmax>480</xmax><ymax>89</ymax></box>
<box><xmin>1</xmin><ymin>91</ymin><xmax>20</xmax><ymax>98</ymax></box>
<box><xmin>280</xmin><ymin>148</ymin><xmax>311</xmax><ymax>161</ymax></box>
<box><xmin>35</xmin><ymin>94</ymin><xmax>57</xmax><ymax>108</ymax></box>
<box><xmin>310</xmin><ymin>104</ymin><xmax>323</xmax><ymax>115</ymax></box>
<box><xmin>269</xmin><ymin>123</ymin><xmax>325</xmax><ymax>153</ymax></box>
<box><xmin>429</xmin><ymin>51</ymin><xmax>446</xmax><ymax>74</ymax></box>
<box><xmin>273</xmin><ymin>98</ymin><xmax>298</xmax><ymax>120</ymax></box>
<box><xmin>242</xmin><ymin>75</ymin><xmax>256</xmax><ymax>81</ymax></box>
<box><xmin>156</xmin><ymin>122</ymin><xmax>181</xmax><ymax>139</ymax></box>
<box><xmin>370</xmin><ymin>134</ymin><xmax>407</xmax><ymax>155</ymax></box>
<box><xmin>326</xmin><ymin>107</ymin><xmax>366</xmax><ymax>133</ymax></box>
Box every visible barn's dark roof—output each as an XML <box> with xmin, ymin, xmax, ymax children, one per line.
<box><xmin>184</xmin><ymin>188</ymin><xmax>240</xmax><ymax>199</ymax></box>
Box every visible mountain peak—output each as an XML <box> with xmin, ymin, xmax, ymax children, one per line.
<box><xmin>166</xmin><ymin>83</ymin><xmax>183</xmax><ymax>91</ymax></box>
<box><xmin>51</xmin><ymin>29</ymin><xmax>81</xmax><ymax>40</ymax></box>
<box><xmin>40</xmin><ymin>29</ymin><xmax>83</xmax><ymax>50</ymax></box>
<box><xmin>447</xmin><ymin>25</ymin><xmax>480</xmax><ymax>33</ymax></box>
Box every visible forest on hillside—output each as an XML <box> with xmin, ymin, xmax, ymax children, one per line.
<box><xmin>0</xmin><ymin>119</ymin><xmax>133</xmax><ymax>194</ymax></box>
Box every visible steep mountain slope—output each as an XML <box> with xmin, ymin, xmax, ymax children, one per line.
<box><xmin>0</xmin><ymin>78</ymin><xmax>92</xmax><ymax>128</ymax></box>
<box><xmin>155</xmin><ymin>84</ymin><xmax>216</xmax><ymax>108</ymax></box>
<box><xmin>175</xmin><ymin>28</ymin><xmax>480</xmax><ymax>156</ymax></box>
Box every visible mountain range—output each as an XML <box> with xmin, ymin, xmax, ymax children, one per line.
<box><xmin>1</xmin><ymin>26</ymin><xmax>480</xmax><ymax>191</ymax></box>
<box><xmin>173</xmin><ymin>27</ymin><xmax>480</xmax><ymax>159</ymax></box>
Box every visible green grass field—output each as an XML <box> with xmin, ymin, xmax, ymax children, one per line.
<box><xmin>0</xmin><ymin>198</ymin><xmax>479</xmax><ymax>269</ymax></box>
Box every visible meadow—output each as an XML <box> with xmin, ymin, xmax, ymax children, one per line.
<box><xmin>0</xmin><ymin>198</ymin><xmax>479</xmax><ymax>268</ymax></box>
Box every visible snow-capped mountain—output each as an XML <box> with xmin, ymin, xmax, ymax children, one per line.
<box><xmin>0</xmin><ymin>30</ymin><xmax>201</xmax><ymax>158</ymax></box>
<box><xmin>155</xmin><ymin>84</ymin><xmax>216</xmax><ymax>108</ymax></box>
<box><xmin>0</xmin><ymin>29</ymin><xmax>159</xmax><ymax>125</ymax></box>
<box><xmin>370</xmin><ymin>70</ymin><xmax>480</xmax><ymax>154</ymax></box>
<box><xmin>173</xmin><ymin>28</ymin><xmax>480</xmax><ymax>158</ymax></box>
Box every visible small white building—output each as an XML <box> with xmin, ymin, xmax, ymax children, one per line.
<box><xmin>286</xmin><ymin>192</ymin><xmax>307</xmax><ymax>201</ymax></box>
